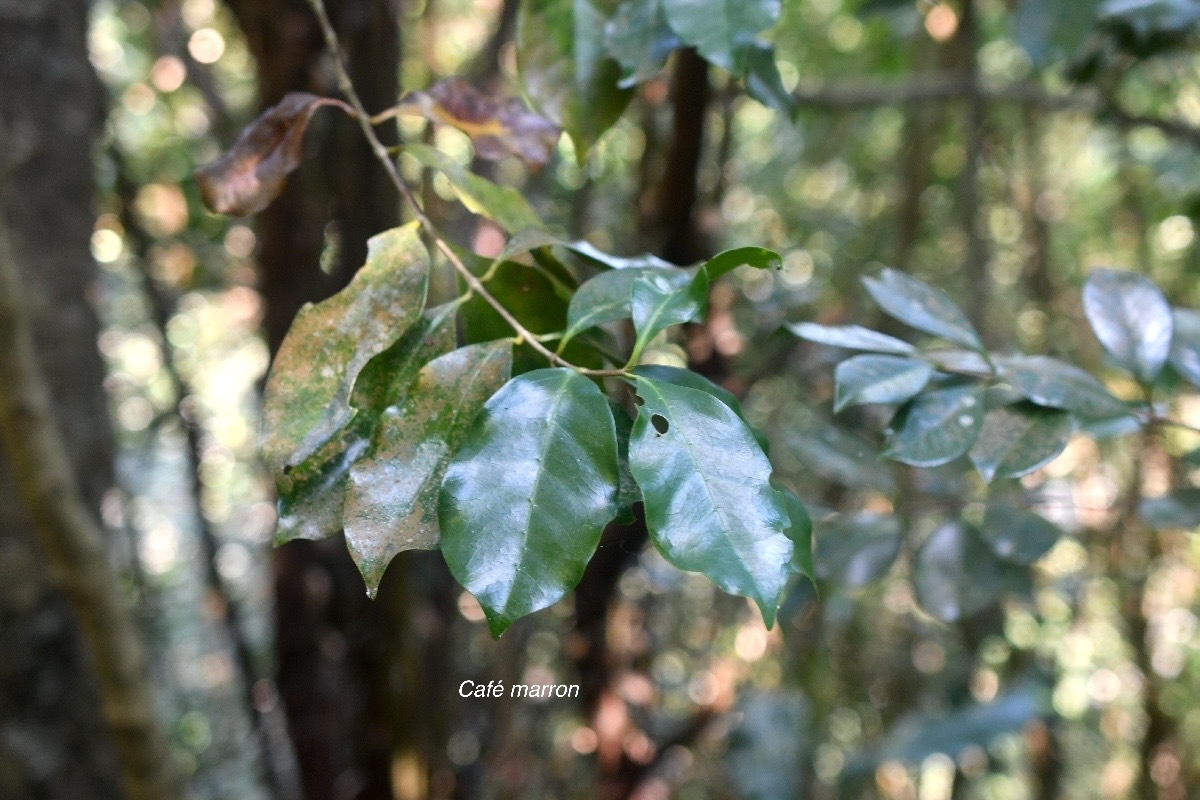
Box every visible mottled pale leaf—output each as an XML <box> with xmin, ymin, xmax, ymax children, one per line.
<box><xmin>405</xmin><ymin>143</ymin><xmax>543</xmax><ymax>233</ymax></box>
<box><xmin>1082</xmin><ymin>268</ymin><xmax>1173</xmax><ymax>384</ymax></box>
<box><xmin>262</xmin><ymin>223</ymin><xmax>429</xmax><ymax>476</ymax></box>
<box><xmin>1169</xmin><ymin>308</ymin><xmax>1200</xmax><ymax>387</ymax></box>
<box><xmin>344</xmin><ymin>341</ymin><xmax>513</xmax><ymax>596</ymax></box>
<box><xmin>440</xmin><ymin>369</ymin><xmax>620</xmax><ymax>636</ymax></box>
<box><xmin>884</xmin><ymin>385</ymin><xmax>985</xmax><ymax>467</ymax></box>
<box><xmin>814</xmin><ymin>513</ymin><xmax>901</xmax><ymax>588</ymax></box>
<box><xmin>913</xmin><ymin>521</ymin><xmax>1004</xmax><ymax>622</ymax></box>
<box><xmin>788</xmin><ymin>322</ymin><xmax>916</xmax><ymax>355</ymax></box>
<box><xmin>862</xmin><ymin>268</ymin><xmax>983</xmax><ymax>351</ymax></box>
<box><xmin>630</xmin><ymin>268</ymin><xmax>709</xmax><ymax>361</ymax></box>
<box><xmin>833</xmin><ymin>354</ymin><xmax>934</xmax><ymax>411</ymax></box>
<box><xmin>518</xmin><ymin>0</ymin><xmax>633</xmax><ymax>159</ymax></box>
<box><xmin>980</xmin><ymin>503</ymin><xmax>1062</xmax><ymax>565</ymax></box>
<box><xmin>997</xmin><ymin>355</ymin><xmax>1129</xmax><ymax>418</ymax></box>
<box><xmin>195</xmin><ymin>92</ymin><xmax>351</xmax><ymax>216</ymax></box>
<box><xmin>630</xmin><ymin>375</ymin><xmax>793</xmax><ymax>624</ymax></box>
<box><xmin>392</xmin><ymin>77</ymin><xmax>559</xmax><ymax>167</ymax></box>
<box><xmin>662</xmin><ymin>0</ymin><xmax>781</xmax><ymax>75</ymax></box>
<box><xmin>969</xmin><ymin>403</ymin><xmax>1074</xmax><ymax>482</ymax></box>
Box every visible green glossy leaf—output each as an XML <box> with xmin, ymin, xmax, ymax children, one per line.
<box><xmin>629</xmin><ymin>375</ymin><xmax>793</xmax><ymax>624</ymax></box>
<box><xmin>631</xmin><ymin>364</ymin><xmax>770</xmax><ymax>453</ymax></box>
<box><xmin>610</xmin><ymin>400</ymin><xmax>642</xmax><ymax>524</ymax></box>
<box><xmin>405</xmin><ymin>143</ymin><xmax>543</xmax><ymax>232</ymax></box>
<box><xmin>1169</xmin><ymin>308</ymin><xmax>1200</xmax><ymax>388</ymax></box>
<box><xmin>605</xmin><ymin>0</ymin><xmax>679</xmax><ymax>86</ymax></box>
<box><xmin>884</xmin><ymin>385</ymin><xmax>985</xmax><ymax>467</ymax></box>
<box><xmin>630</xmin><ymin>268</ymin><xmax>709</xmax><ymax>361</ymax></box>
<box><xmin>913</xmin><ymin>521</ymin><xmax>1004</xmax><ymax>623</ymax></box>
<box><xmin>780</xmin><ymin>488</ymin><xmax>813</xmax><ymax>580</ymax></box>
<box><xmin>980</xmin><ymin>503</ymin><xmax>1062</xmax><ymax>565</ymax></box>
<box><xmin>1082</xmin><ymin>268</ymin><xmax>1173</xmax><ymax>384</ymax></box>
<box><xmin>862</xmin><ymin>268</ymin><xmax>983</xmax><ymax>351</ymax></box>
<box><xmin>275</xmin><ymin>308</ymin><xmax>459</xmax><ymax>544</ymax></box>
<box><xmin>344</xmin><ymin>341</ymin><xmax>513</xmax><ymax>596</ymax></box>
<box><xmin>744</xmin><ymin>41</ymin><xmax>798</xmax><ymax>116</ymax></box>
<box><xmin>517</xmin><ymin>0</ymin><xmax>633</xmax><ymax>159</ymax></box>
<box><xmin>1139</xmin><ymin>488</ymin><xmax>1200</xmax><ymax>530</ymax></box>
<box><xmin>440</xmin><ymin>369</ymin><xmax>620</xmax><ymax>636</ymax></box>
<box><xmin>833</xmin><ymin>355</ymin><xmax>934</xmax><ymax>412</ymax></box>
<box><xmin>969</xmin><ymin>403</ymin><xmax>1074</xmax><ymax>482</ymax></box>
<box><xmin>813</xmin><ymin>513</ymin><xmax>901</xmax><ymax>588</ymax></box>
<box><xmin>662</xmin><ymin>0</ymin><xmax>781</xmax><ymax>75</ymax></box>
<box><xmin>788</xmin><ymin>322</ymin><xmax>916</xmax><ymax>355</ymax></box>
<box><xmin>702</xmin><ymin>245</ymin><xmax>782</xmax><ymax>279</ymax></box>
<box><xmin>562</xmin><ymin>266</ymin><xmax>686</xmax><ymax>345</ymax></box>
<box><xmin>262</xmin><ymin>223</ymin><xmax>429</xmax><ymax>476</ymax></box>
<box><xmin>997</xmin><ymin>355</ymin><xmax>1130</xmax><ymax>419</ymax></box>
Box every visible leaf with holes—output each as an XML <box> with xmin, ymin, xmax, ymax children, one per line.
<box><xmin>997</xmin><ymin>355</ymin><xmax>1129</xmax><ymax>419</ymax></box>
<box><xmin>405</xmin><ymin>143</ymin><xmax>543</xmax><ymax>233</ymax></box>
<box><xmin>629</xmin><ymin>375</ymin><xmax>793</xmax><ymax>625</ymax></box>
<box><xmin>518</xmin><ymin>0</ymin><xmax>633</xmax><ymax>159</ymax></box>
<box><xmin>969</xmin><ymin>403</ymin><xmax>1074</xmax><ymax>482</ymax></box>
<box><xmin>261</xmin><ymin>223</ymin><xmax>429</xmax><ymax>480</ymax></box>
<box><xmin>392</xmin><ymin>77</ymin><xmax>559</xmax><ymax>167</ymax></box>
<box><xmin>862</xmin><ymin>268</ymin><xmax>983</xmax><ymax>351</ymax></box>
<box><xmin>980</xmin><ymin>503</ymin><xmax>1062</xmax><ymax>565</ymax></box>
<box><xmin>440</xmin><ymin>369</ymin><xmax>620</xmax><ymax>636</ymax></box>
<box><xmin>788</xmin><ymin>322</ymin><xmax>916</xmax><ymax>355</ymax></box>
<box><xmin>344</xmin><ymin>341</ymin><xmax>513</xmax><ymax>596</ymax></box>
<box><xmin>195</xmin><ymin>92</ymin><xmax>351</xmax><ymax>216</ymax></box>
<box><xmin>1082</xmin><ymin>268</ymin><xmax>1173</xmax><ymax>384</ymax></box>
<box><xmin>913</xmin><ymin>521</ymin><xmax>1005</xmax><ymax>622</ymax></box>
<box><xmin>632</xmin><ymin>364</ymin><xmax>770</xmax><ymax>453</ymax></box>
<box><xmin>884</xmin><ymin>385</ymin><xmax>985</xmax><ymax>467</ymax></box>
<box><xmin>833</xmin><ymin>355</ymin><xmax>934</xmax><ymax>411</ymax></box>
<box><xmin>662</xmin><ymin>0</ymin><xmax>782</xmax><ymax>75</ymax></box>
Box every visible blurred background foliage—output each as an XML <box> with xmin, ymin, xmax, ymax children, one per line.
<box><xmin>55</xmin><ymin>0</ymin><xmax>1200</xmax><ymax>798</ymax></box>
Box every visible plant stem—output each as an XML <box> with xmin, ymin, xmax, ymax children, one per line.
<box><xmin>303</xmin><ymin>0</ymin><xmax>626</xmax><ymax>378</ymax></box>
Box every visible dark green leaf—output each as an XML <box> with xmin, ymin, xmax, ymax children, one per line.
<box><xmin>661</xmin><ymin>0</ymin><xmax>782</xmax><ymax>75</ymax></box>
<box><xmin>440</xmin><ymin>369</ymin><xmax>620</xmax><ymax>636</ymax></box>
<box><xmin>788</xmin><ymin>322</ymin><xmax>916</xmax><ymax>355</ymax></box>
<box><xmin>344</xmin><ymin>341</ymin><xmax>513</xmax><ymax>596</ymax></box>
<box><xmin>1082</xmin><ymin>268</ymin><xmax>1173</xmax><ymax>384</ymax></box>
<box><xmin>405</xmin><ymin>143</ymin><xmax>543</xmax><ymax>232</ymax></box>
<box><xmin>262</xmin><ymin>223</ymin><xmax>429</xmax><ymax>476</ymax></box>
<box><xmin>702</xmin><ymin>245</ymin><xmax>782</xmax><ymax>279</ymax></box>
<box><xmin>630</xmin><ymin>268</ymin><xmax>709</xmax><ymax>361</ymax></box>
<box><xmin>630</xmin><ymin>375</ymin><xmax>793</xmax><ymax>625</ymax></box>
<box><xmin>884</xmin><ymin>385</ymin><xmax>985</xmax><ymax>467</ymax></box>
<box><xmin>981</xmin><ymin>503</ymin><xmax>1062</xmax><ymax>565</ymax></box>
<box><xmin>1139</xmin><ymin>488</ymin><xmax>1200</xmax><ymax>530</ymax></box>
<box><xmin>605</xmin><ymin>0</ymin><xmax>680</xmax><ymax>86</ymax></box>
<box><xmin>997</xmin><ymin>355</ymin><xmax>1130</xmax><ymax>419</ymax></box>
<box><xmin>744</xmin><ymin>42</ymin><xmax>798</xmax><ymax>116</ymax></box>
<box><xmin>814</xmin><ymin>513</ymin><xmax>901</xmax><ymax>589</ymax></box>
<box><xmin>913</xmin><ymin>521</ymin><xmax>1004</xmax><ymax>623</ymax></box>
<box><xmin>833</xmin><ymin>355</ymin><xmax>934</xmax><ymax>411</ymax></box>
<box><xmin>1169</xmin><ymin>308</ymin><xmax>1200</xmax><ymax>388</ymax></box>
<box><xmin>862</xmin><ymin>268</ymin><xmax>983</xmax><ymax>351</ymax></box>
<box><xmin>630</xmin><ymin>364</ymin><xmax>769</xmax><ymax>452</ymax></box>
<box><xmin>969</xmin><ymin>403</ymin><xmax>1074</xmax><ymax>482</ymax></box>
<box><xmin>562</xmin><ymin>266</ymin><xmax>686</xmax><ymax>345</ymax></box>
<box><xmin>609</xmin><ymin>400</ymin><xmax>642</xmax><ymax>523</ymax></box>
<box><xmin>517</xmin><ymin>0</ymin><xmax>634</xmax><ymax>159</ymax></box>
<box><xmin>780</xmin><ymin>488</ymin><xmax>814</xmax><ymax>581</ymax></box>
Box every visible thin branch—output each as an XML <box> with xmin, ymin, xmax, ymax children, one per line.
<box><xmin>303</xmin><ymin>0</ymin><xmax>625</xmax><ymax>378</ymax></box>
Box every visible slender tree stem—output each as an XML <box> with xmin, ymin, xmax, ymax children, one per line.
<box><xmin>303</xmin><ymin>0</ymin><xmax>626</xmax><ymax>378</ymax></box>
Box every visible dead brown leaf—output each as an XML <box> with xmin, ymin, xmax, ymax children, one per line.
<box><xmin>195</xmin><ymin>92</ymin><xmax>351</xmax><ymax>216</ymax></box>
<box><xmin>389</xmin><ymin>77</ymin><xmax>560</xmax><ymax>168</ymax></box>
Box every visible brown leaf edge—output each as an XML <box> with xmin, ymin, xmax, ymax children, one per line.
<box><xmin>195</xmin><ymin>92</ymin><xmax>352</xmax><ymax>217</ymax></box>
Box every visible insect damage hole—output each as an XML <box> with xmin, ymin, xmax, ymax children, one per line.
<box><xmin>650</xmin><ymin>414</ymin><xmax>669</xmax><ymax>435</ymax></box>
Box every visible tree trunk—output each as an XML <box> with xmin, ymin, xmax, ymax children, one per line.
<box><xmin>0</xmin><ymin>2</ymin><xmax>170</xmax><ymax>798</ymax></box>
